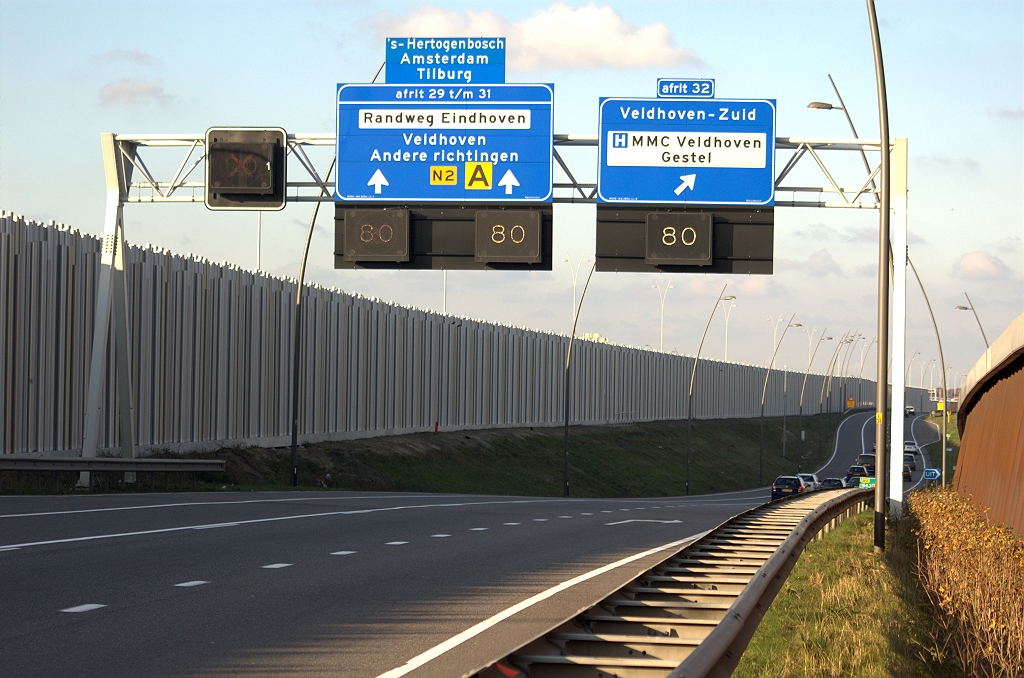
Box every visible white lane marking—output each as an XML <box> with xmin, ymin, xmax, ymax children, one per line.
<box><xmin>1</xmin><ymin>493</ymin><xmax>446</xmax><ymax>519</ymax></box>
<box><xmin>431</xmin><ymin>534</ymin><xmax>451</xmax><ymax>538</ymax></box>
<box><xmin>3</xmin><ymin>490</ymin><xmax>769</xmax><ymax>520</ymax></box>
<box><xmin>581</xmin><ymin>512</ymin><xmax>593</xmax><ymax>516</ymax></box>
<box><xmin>61</xmin><ymin>604</ymin><xmax>106</xmax><ymax>613</ymax></box>
<box><xmin>635</xmin><ymin>507</ymin><xmax>646</xmax><ymax>510</ymax></box>
<box><xmin>606</xmin><ymin>519</ymin><xmax>682</xmax><ymax>526</ymax></box>
<box><xmin>558</xmin><ymin>516</ymin><xmax>572</xmax><ymax>519</ymax></box>
<box><xmin>374</xmin><ymin>531</ymin><xmax>708</xmax><ymax>678</ymax></box>
<box><xmin>532</xmin><ymin>519</ymin><xmax>548</xmax><ymax>522</ymax></box>
<box><xmin>0</xmin><ymin>499</ymin><xmax>576</xmax><ymax>551</ymax></box>
<box><xmin>331</xmin><ymin>551</ymin><xmax>357</xmax><ymax>556</ymax></box>
<box><xmin>192</xmin><ymin>522</ymin><xmax>239</xmax><ymax>530</ymax></box>
<box><xmin>860</xmin><ymin>414</ymin><xmax>873</xmax><ymax>458</ymax></box>
<box><xmin>619</xmin><ymin>508</ymin><xmax>630</xmax><ymax>511</ymax></box>
<box><xmin>906</xmin><ymin>415</ymin><xmax>939</xmax><ymax>495</ymax></box>
<box><xmin>261</xmin><ymin>563</ymin><xmax>292</xmax><ymax>569</ymax></box>
<box><xmin>814</xmin><ymin>410</ymin><xmax>870</xmax><ymax>477</ymax></box>
<box><xmin>601</xmin><ymin>511</ymin><xmax>613</xmax><ymax>513</ymax></box>
<box><xmin>469</xmin><ymin>527</ymin><xmax>488</xmax><ymax>531</ymax></box>
<box><xmin>175</xmin><ymin>581</ymin><xmax>209</xmax><ymax>587</ymax></box>
<box><xmin>0</xmin><ymin>546</ymin><xmax>21</xmax><ymax>552</ymax></box>
<box><xmin>386</xmin><ymin>541</ymin><xmax>408</xmax><ymax>546</ymax></box>
<box><xmin>503</xmin><ymin>522</ymin><xmax>520</xmax><ymax>526</ymax></box>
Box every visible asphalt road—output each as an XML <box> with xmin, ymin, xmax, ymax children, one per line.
<box><xmin>811</xmin><ymin>411</ymin><xmax>941</xmax><ymax>495</ymax></box>
<box><xmin>0</xmin><ymin>412</ymin><xmax>942</xmax><ymax>677</ymax></box>
<box><xmin>1</xmin><ymin>486</ymin><xmax>769</xmax><ymax>677</ymax></box>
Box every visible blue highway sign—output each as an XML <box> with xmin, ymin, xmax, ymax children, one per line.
<box><xmin>657</xmin><ymin>78</ymin><xmax>715</xmax><ymax>98</ymax></box>
<box><xmin>924</xmin><ymin>468</ymin><xmax>941</xmax><ymax>481</ymax></box>
<box><xmin>385</xmin><ymin>37</ymin><xmax>505</xmax><ymax>85</ymax></box>
<box><xmin>597</xmin><ymin>98</ymin><xmax>776</xmax><ymax>206</ymax></box>
<box><xmin>335</xmin><ymin>84</ymin><xmax>553</xmax><ymax>203</ymax></box>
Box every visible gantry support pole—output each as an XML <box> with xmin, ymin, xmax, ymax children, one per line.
<box><xmin>888</xmin><ymin>138</ymin><xmax>908</xmax><ymax>518</ymax></box>
<box><xmin>81</xmin><ymin>134</ymin><xmax>137</xmax><ymax>484</ymax></box>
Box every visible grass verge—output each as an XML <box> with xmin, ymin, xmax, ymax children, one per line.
<box><xmin>734</xmin><ymin>506</ymin><xmax>959</xmax><ymax>678</ymax></box>
<box><xmin>127</xmin><ymin>410</ymin><xmax>853</xmax><ymax>496</ymax></box>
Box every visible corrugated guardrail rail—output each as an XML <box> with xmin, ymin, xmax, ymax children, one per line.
<box><xmin>476</xmin><ymin>488</ymin><xmax>871</xmax><ymax>678</ymax></box>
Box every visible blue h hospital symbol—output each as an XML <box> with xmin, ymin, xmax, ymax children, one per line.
<box><xmin>612</xmin><ymin>133</ymin><xmax>628</xmax><ymax>148</ymax></box>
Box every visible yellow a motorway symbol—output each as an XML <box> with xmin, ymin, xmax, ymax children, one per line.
<box><xmin>465</xmin><ymin>162</ymin><xmax>492</xmax><ymax>190</ymax></box>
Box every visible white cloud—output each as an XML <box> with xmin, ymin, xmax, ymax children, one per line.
<box><xmin>994</xmin><ymin>107</ymin><xmax>1024</xmax><ymax>121</ymax></box>
<box><xmin>94</xmin><ymin>49</ymin><xmax>159</xmax><ymax>66</ymax></box>
<box><xmin>777</xmin><ymin>248</ymin><xmax>843</xmax><ymax>277</ymax></box>
<box><xmin>953</xmin><ymin>251</ymin><xmax>1014</xmax><ymax>279</ymax></box>
<box><xmin>378</xmin><ymin>2</ymin><xmax>703</xmax><ymax>72</ymax></box>
<box><xmin>98</xmin><ymin>78</ymin><xmax>173</xmax><ymax>107</ymax></box>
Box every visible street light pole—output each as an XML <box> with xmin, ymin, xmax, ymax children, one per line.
<box><xmin>867</xmin><ymin>0</ymin><xmax>892</xmax><ymax>553</ymax></box>
<box><xmin>653</xmin><ymin>280</ymin><xmax>675</xmax><ymax>353</ymax></box>
<box><xmin>760</xmin><ymin>315</ymin><xmax>797</xmax><ymax>486</ymax></box>
<box><xmin>563</xmin><ymin>253</ymin><xmax>590</xmax><ymax>334</ymax></box>
<box><xmin>955</xmin><ymin>293</ymin><xmax>990</xmax><ymax>349</ymax></box>
<box><xmin>687</xmin><ymin>284</ymin><xmax>729</xmax><ymax>495</ymax></box>
<box><xmin>563</xmin><ymin>262</ymin><xmax>596</xmax><ymax>497</ymax></box>
<box><xmin>905</xmin><ymin>349</ymin><xmax>920</xmax><ymax>384</ymax></box>
<box><xmin>719</xmin><ymin>296</ymin><xmax>737</xmax><ymax>361</ymax></box>
<box><xmin>798</xmin><ymin>331</ymin><xmax>832</xmax><ymax>473</ymax></box>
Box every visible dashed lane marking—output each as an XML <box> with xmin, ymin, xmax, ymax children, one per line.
<box><xmin>581</xmin><ymin>512</ymin><xmax>593</xmax><ymax>516</ymax></box>
<box><xmin>61</xmin><ymin>604</ymin><xmax>106</xmax><ymax>613</ymax></box>
<box><xmin>431</xmin><ymin>534</ymin><xmax>451</xmax><ymax>538</ymax></box>
<box><xmin>331</xmin><ymin>551</ymin><xmax>356</xmax><ymax>556</ymax></box>
<box><xmin>532</xmin><ymin>519</ymin><xmax>548</xmax><ymax>522</ymax></box>
<box><xmin>469</xmin><ymin>527</ymin><xmax>489</xmax><ymax>531</ymax></box>
<box><xmin>261</xmin><ymin>563</ymin><xmax>292</xmax><ymax>569</ymax></box>
<box><xmin>558</xmin><ymin>516</ymin><xmax>572</xmax><ymax>519</ymax></box>
<box><xmin>175</xmin><ymin>581</ymin><xmax>209</xmax><ymax>587</ymax></box>
<box><xmin>386</xmin><ymin>541</ymin><xmax>408</xmax><ymax>546</ymax></box>
<box><xmin>503</xmin><ymin>522</ymin><xmax>520</xmax><ymax>526</ymax></box>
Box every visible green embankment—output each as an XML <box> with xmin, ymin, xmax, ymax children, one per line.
<box><xmin>183</xmin><ymin>411</ymin><xmax>851</xmax><ymax>496</ymax></box>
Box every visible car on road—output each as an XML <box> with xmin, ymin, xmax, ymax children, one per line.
<box><xmin>846</xmin><ymin>465</ymin><xmax>870</xmax><ymax>485</ymax></box>
<box><xmin>856</xmin><ymin>453</ymin><xmax>876</xmax><ymax>467</ymax></box>
<box><xmin>771</xmin><ymin>476</ymin><xmax>808</xmax><ymax>500</ymax></box>
<box><xmin>904</xmin><ymin>440</ymin><xmax>919</xmax><ymax>454</ymax></box>
<box><xmin>820</xmin><ymin>478</ymin><xmax>845</xmax><ymax>490</ymax></box>
<box><xmin>904</xmin><ymin>452</ymin><xmax>917</xmax><ymax>471</ymax></box>
<box><xmin>905</xmin><ymin>405</ymin><xmax>915</xmax><ymax>417</ymax></box>
<box><xmin>797</xmin><ymin>473</ymin><xmax>821</xmax><ymax>491</ymax></box>
<box><xmin>903</xmin><ymin>465</ymin><xmax>912</xmax><ymax>482</ymax></box>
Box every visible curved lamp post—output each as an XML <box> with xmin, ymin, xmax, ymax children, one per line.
<box><xmin>955</xmin><ymin>293</ymin><xmax>989</xmax><ymax>349</ymax></box>
<box><xmin>686</xmin><ymin>284</ymin><xmax>730</xmax><ymax>495</ymax></box>
<box><xmin>759</xmin><ymin>314</ymin><xmax>797</xmax><ymax>485</ymax></box>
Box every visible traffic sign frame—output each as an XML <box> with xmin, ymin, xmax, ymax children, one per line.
<box><xmin>596</xmin><ymin>97</ymin><xmax>776</xmax><ymax>207</ymax></box>
<box><xmin>335</xmin><ymin>83</ymin><xmax>554</xmax><ymax>203</ymax></box>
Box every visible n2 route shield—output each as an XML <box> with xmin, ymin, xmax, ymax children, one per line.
<box><xmin>335</xmin><ymin>84</ymin><xmax>553</xmax><ymax>203</ymax></box>
<box><xmin>597</xmin><ymin>98</ymin><xmax>776</xmax><ymax>206</ymax></box>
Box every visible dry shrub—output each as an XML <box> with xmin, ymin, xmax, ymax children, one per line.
<box><xmin>909</xmin><ymin>487</ymin><xmax>1024</xmax><ymax>677</ymax></box>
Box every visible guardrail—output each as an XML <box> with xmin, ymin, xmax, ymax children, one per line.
<box><xmin>0</xmin><ymin>456</ymin><xmax>226</xmax><ymax>494</ymax></box>
<box><xmin>475</xmin><ymin>488</ymin><xmax>870</xmax><ymax>678</ymax></box>
<box><xmin>670</xmin><ymin>489</ymin><xmax>871</xmax><ymax>677</ymax></box>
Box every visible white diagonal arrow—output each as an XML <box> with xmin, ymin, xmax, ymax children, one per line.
<box><xmin>497</xmin><ymin>169</ymin><xmax>519</xmax><ymax>195</ymax></box>
<box><xmin>367</xmin><ymin>169</ymin><xmax>388</xmax><ymax>195</ymax></box>
<box><xmin>674</xmin><ymin>174</ymin><xmax>696</xmax><ymax>195</ymax></box>
<box><xmin>605</xmin><ymin>519</ymin><xmax>683</xmax><ymax>526</ymax></box>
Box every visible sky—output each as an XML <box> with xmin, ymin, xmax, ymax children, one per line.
<box><xmin>1</xmin><ymin>0</ymin><xmax>1022</xmax><ymax>387</ymax></box>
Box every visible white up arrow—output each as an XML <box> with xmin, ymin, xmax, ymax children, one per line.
<box><xmin>367</xmin><ymin>169</ymin><xmax>389</xmax><ymax>195</ymax></box>
<box><xmin>674</xmin><ymin>174</ymin><xmax>696</xmax><ymax>195</ymax></box>
<box><xmin>497</xmin><ymin>169</ymin><xmax>520</xmax><ymax>195</ymax></box>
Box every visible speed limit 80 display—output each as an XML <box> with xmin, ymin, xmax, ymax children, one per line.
<box><xmin>644</xmin><ymin>212</ymin><xmax>713</xmax><ymax>265</ymax></box>
<box><xmin>342</xmin><ymin>209</ymin><xmax>410</xmax><ymax>262</ymax></box>
<box><xmin>474</xmin><ymin>210</ymin><xmax>542</xmax><ymax>263</ymax></box>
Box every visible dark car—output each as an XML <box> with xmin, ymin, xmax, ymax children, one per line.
<box><xmin>771</xmin><ymin>476</ymin><xmax>806</xmax><ymax>500</ymax></box>
<box><xmin>856</xmin><ymin>453</ymin><xmax>876</xmax><ymax>467</ymax></box>
<box><xmin>904</xmin><ymin>453</ymin><xmax>917</xmax><ymax>471</ymax></box>
<box><xmin>820</xmin><ymin>478</ymin><xmax>845</xmax><ymax>490</ymax></box>
<box><xmin>846</xmin><ymin>465</ymin><xmax>869</xmax><ymax>484</ymax></box>
<box><xmin>862</xmin><ymin>462</ymin><xmax>876</xmax><ymax>477</ymax></box>
<box><xmin>903</xmin><ymin>465</ymin><xmax>912</xmax><ymax>482</ymax></box>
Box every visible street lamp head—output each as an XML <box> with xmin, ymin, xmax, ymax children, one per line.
<box><xmin>723</xmin><ymin>295</ymin><xmax>736</xmax><ymax>301</ymax></box>
<box><xmin>808</xmin><ymin>101</ymin><xmax>842</xmax><ymax>110</ymax></box>
<box><xmin>789</xmin><ymin>323</ymin><xmax>802</xmax><ymax>328</ymax></box>
<box><xmin>823</xmin><ymin>336</ymin><xmax>834</xmax><ymax>341</ymax></box>
<box><xmin>954</xmin><ymin>305</ymin><xmax>970</xmax><ymax>310</ymax></box>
